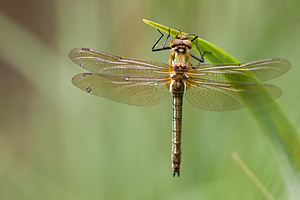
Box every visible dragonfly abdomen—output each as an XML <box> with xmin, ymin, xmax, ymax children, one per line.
<box><xmin>171</xmin><ymin>80</ymin><xmax>185</xmax><ymax>177</ymax></box>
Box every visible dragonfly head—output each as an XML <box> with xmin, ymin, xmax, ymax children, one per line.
<box><xmin>171</xmin><ymin>34</ymin><xmax>193</xmax><ymax>53</ymax></box>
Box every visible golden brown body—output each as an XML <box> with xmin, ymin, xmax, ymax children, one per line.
<box><xmin>169</xmin><ymin>34</ymin><xmax>192</xmax><ymax>176</ymax></box>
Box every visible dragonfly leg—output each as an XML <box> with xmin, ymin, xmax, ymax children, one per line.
<box><xmin>191</xmin><ymin>51</ymin><xmax>212</xmax><ymax>66</ymax></box>
<box><xmin>152</xmin><ymin>29</ymin><xmax>171</xmax><ymax>52</ymax></box>
<box><xmin>188</xmin><ymin>34</ymin><xmax>205</xmax><ymax>63</ymax></box>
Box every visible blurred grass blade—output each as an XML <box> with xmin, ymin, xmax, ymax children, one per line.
<box><xmin>144</xmin><ymin>18</ymin><xmax>300</xmax><ymax>196</ymax></box>
<box><xmin>232</xmin><ymin>152</ymin><xmax>276</xmax><ymax>200</ymax></box>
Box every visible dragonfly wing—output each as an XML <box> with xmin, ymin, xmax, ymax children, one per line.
<box><xmin>72</xmin><ymin>73</ymin><xmax>170</xmax><ymax>106</ymax></box>
<box><xmin>69</xmin><ymin>47</ymin><xmax>170</xmax><ymax>76</ymax></box>
<box><xmin>187</xmin><ymin>58</ymin><xmax>291</xmax><ymax>83</ymax></box>
<box><xmin>185</xmin><ymin>80</ymin><xmax>282</xmax><ymax>111</ymax></box>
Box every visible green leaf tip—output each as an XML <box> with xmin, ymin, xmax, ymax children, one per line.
<box><xmin>143</xmin><ymin>19</ymin><xmax>181</xmax><ymax>38</ymax></box>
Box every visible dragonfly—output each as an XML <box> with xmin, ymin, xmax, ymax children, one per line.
<box><xmin>69</xmin><ymin>29</ymin><xmax>291</xmax><ymax>177</ymax></box>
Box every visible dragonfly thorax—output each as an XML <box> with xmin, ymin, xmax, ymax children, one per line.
<box><xmin>170</xmin><ymin>51</ymin><xmax>191</xmax><ymax>68</ymax></box>
<box><xmin>170</xmin><ymin>64</ymin><xmax>189</xmax><ymax>82</ymax></box>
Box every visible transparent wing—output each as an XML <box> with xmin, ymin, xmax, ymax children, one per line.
<box><xmin>72</xmin><ymin>73</ymin><xmax>170</xmax><ymax>106</ymax></box>
<box><xmin>69</xmin><ymin>47</ymin><xmax>170</xmax><ymax>76</ymax></box>
<box><xmin>187</xmin><ymin>58</ymin><xmax>291</xmax><ymax>83</ymax></box>
<box><xmin>185</xmin><ymin>79</ymin><xmax>282</xmax><ymax>111</ymax></box>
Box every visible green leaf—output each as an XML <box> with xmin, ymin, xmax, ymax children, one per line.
<box><xmin>144</xmin><ymin>18</ymin><xmax>300</xmax><ymax>193</ymax></box>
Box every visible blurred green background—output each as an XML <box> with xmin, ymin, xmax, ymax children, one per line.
<box><xmin>1</xmin><ymin>0</ymin><xmax>300</xmax><ymax>199</ymax></box>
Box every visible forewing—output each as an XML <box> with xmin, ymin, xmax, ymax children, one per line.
<box><xmin>187</xmin><ymin>58</ymin><xmax>291</xmax><ymax>83</ymax></box>
<box><xmin>72</xmin><ymin>73</ymin><xmax>170</xmax><ymax>106</ymax></box>
<box><xmin>69</xmin><ymin>47</ymin><xmax>170</xmax><ymax>76</ymax></box>
<box><xmin>185</xmin><ymin>80</ymin><xmax>282</xmax><ymax>111</ymax></box>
